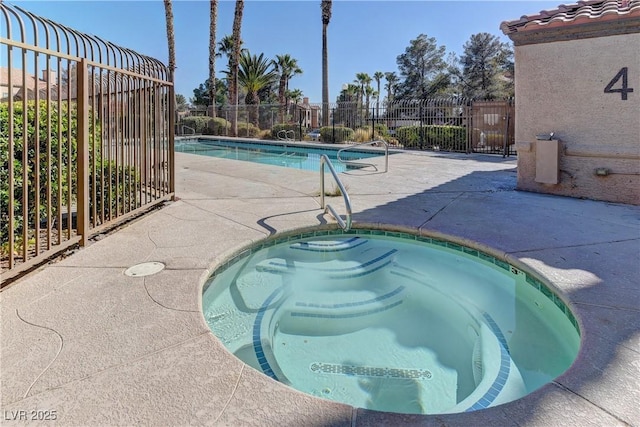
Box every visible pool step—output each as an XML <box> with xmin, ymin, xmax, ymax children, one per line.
<box><xmin>256</xmin><ymin>247</ymin><xmax>398</xmax><ymax>281</ymax></box>
<box><xmin>289</xmin><ymin>236</ymin><xmax>368</xmax><ymax>253</ymax></box>
<box><xmin>275</xmin><ymin>285</ymin><xmax>406</xmax><ymax>335</ymax></box>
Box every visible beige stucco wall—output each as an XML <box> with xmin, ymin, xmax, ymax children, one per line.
<box><xmin>514</xmin><ymin>33</ymin><xmax>640</xmax><ymax>205</ymax></box>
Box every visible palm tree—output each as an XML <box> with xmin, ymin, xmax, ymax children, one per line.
<box><xmin>354</xmin><ymin>72</ymin><xmax>371</xmax><ymax>118</ymax></box>
<box><xmin>287</xmin><ymin>88</ymin><xmax>303</xmax><ymax>105</ymax></box>
<box><xmin>209</xmin><ymin>1</ymin><xmax>218</xmax><ymax>118</ymax></box>
<box><xmin>163</xmin><ymin>0</ymin><xmax>176</xmax><ymax>73</ymax></box>
<box><xmin>217</xmin><ymin>35</ymin><xmax>246</xmax><ymax>72</ymax></box>
<box><xmin>321</xmin><ymin>0</ymin><xmax>332</xmax><ymax>127</ymax></box>
<box><xmin>237</xmin><ymin>51</ymin><xmax>277</xmax><ymax>127</ymax></box>
<box><xmin>384</xmin><ymin>71</ymin><xmax>399</xmax><ymax>105</ymax></box>
<box><xmin>373</xmin><ymin>71</ymin><xmax>384</xmax><ymax>118</ymax></box>
<box><xmin>273</xmin><ymin>54</ymin><xmax>302</xmax><ymax>123</ymax></box>
<box><xmin>230</xmin><ymin>0</ymin><xmax>244</xmax><ymax>136</ymax></box>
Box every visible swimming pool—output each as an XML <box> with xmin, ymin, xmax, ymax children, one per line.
<box><xmin>201</xmin><ymin>229</ymin><xmax>580</xmax><ymax>415</ymax></box>
<box><xmin>175</xmin><ymin>138</ymin><xmax>388</xmax><ymax>172</ymax></box>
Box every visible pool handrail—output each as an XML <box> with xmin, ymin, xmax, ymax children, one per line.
<box><xmin>277</xmin><ymin>130</ymin><xmax>295</xmax><ymax>141</ymax></box>
<box><xmin>320</xmin><ymin>154</ymin><xmax>352</xmax><ymax>232</ymax></box>
<box><xmin>337</xmin><ymin>139</ymin><xmax>389</xmax><ymax>173</ymax></box>
<box><xmin>181</xmin><ymin>125</ymin><xmax>196</xmax><ymax>135</ymax></box>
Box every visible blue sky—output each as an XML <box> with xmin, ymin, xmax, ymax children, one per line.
<box><xmin>4</xmin><ymin>1</ymin><xmax>561</xmax><ymax>102</ymax></box>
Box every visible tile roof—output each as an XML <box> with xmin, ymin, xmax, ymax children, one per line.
<box><xmin>501</xmin><ymin>0</ymin><xmax>640</xmax><ymax>35</ymax></box>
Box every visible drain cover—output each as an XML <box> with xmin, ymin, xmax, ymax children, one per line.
<box><xmin>124</xmin><ymin>262</ymin><xmax>165</xmax><ymax>277</ymax></box>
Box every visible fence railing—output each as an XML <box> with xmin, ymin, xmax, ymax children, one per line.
<box><xmin>177</xmin><ymin>98</ymin><xmax>515</xmax><ymax>156</ymax></box>
<box><xmin>1</xmin><ymin>3</ymin><xmax>174</xmax><ymax>283</ymax></box>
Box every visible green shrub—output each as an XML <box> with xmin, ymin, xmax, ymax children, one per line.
<box><xmin>373</xmin><ymin>123</ymin><xmax>390</xmax><ymax>138</ymax></box>
<box><xmin>271</xmin><ymin>123</ymin><xmax>301</xmax><ymax>140</ymax></box>
<box><xmin>320</xmin><ymin>126</ymin><xmax>354</xmax><ymax>143</ymax></box>
<box><xmin>203</xmin><ymin>117</ymin><xmax>230</xmax><ymax>135</ymax></box>
<box><xmin>396</xmin><ymin>125</ymin><xmax>467</xmax><ymax>151</ymax></box>
<box><xmin>1</xmin><ymin>100</ymin><xmax>141</xmax><ymax>248</ymax></box>
<box><xmin>179</xmin><ymin>116</ymin><xmax>209</xmax><ymax>134</ymax></box>
<box><xmin>236</xmin><ymin>122</ymin><xmax>260</xmax><ymax>138</ymax></box>
<box><xmin>89</xmin><ymin>160</ymin><xmax>139</xmax><ymax>222</ymax></box>
<box><xmin>1</xmin><ymin>100</ymin><xmax>91</xmax><ymax>243</ymax></box>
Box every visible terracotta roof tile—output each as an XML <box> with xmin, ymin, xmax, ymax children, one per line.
<box><xmin>501</xmin><ymin>0</ymin><xmax>640</xmax><ymax>34</ymax></box>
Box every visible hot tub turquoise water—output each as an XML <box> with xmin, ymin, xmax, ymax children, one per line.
<box><xmin>202</xmin><ymin>229</ymin><xmax>580</xmax><ymax>415</ymax></box>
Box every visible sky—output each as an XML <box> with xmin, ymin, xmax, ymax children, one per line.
<box><xmin>3</xmin><ymin>0</ymin><xmax>562</xmax><ymax>103</ymax></box>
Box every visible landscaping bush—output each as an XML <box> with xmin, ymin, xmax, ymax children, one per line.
<box><xmin>236</xmin><ymin>122</ymin><xmax>260</xmax><ymax>138</ymax></box>
<box><xmin>203</xmin><ymin>117</ymin><xmax>230</xmax><ymax>135</ymax></box>
<box><xmin>1</xmin><ymin>100</ymin><xmax>86</xmax><ymax>243</ymax></box>
<box><xmin>179</xmin><ymin>116</ymin><xmax>209</xmax><ymax>134</ymax></box>
<box><xmin>396</xmin><ymin>125</ymin><xmax>467</xmax><ymax>151</ymax></box>
<box><xmin>1</xmin><ymin>100</ymin><xmax>141</xmax><ymax>249</ymax></box>
<box><xmin>353</xmin><ymin>128</ymin><xmax>370</xmax><ymax>143</ymax></box>
<box><xmin>373</xmin><ymin>123</ymin><xmax>390</xmax><ymax>138</ymax></box>
<box><xmin>89</xmin><ymin>160</ymin><xmax>139</xmax><ymax>223</ymax></box>
<box><xmin>320</xmin><ymin>126</ymin><xmax>354</xmax><ymax>143</ymax></box>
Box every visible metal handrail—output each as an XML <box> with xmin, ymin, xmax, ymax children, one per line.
<box><xmin>181</xmin><ymin>125</ymin><xmax>195</xmax><ymax>135</ymax></box>
<box><xmin>337</xmin><ymin>139</ymin><xmax>389</xmax><ymax>172</ymax></box>
<box><xmin>277</xmin><ymin>130</ymin><xmax>295</xmax><ymax>141</ymax></box>
<box><xmin>320</xmin><ymin>154</ymin><xmax>352</xmax><ymax>231</ymax></box>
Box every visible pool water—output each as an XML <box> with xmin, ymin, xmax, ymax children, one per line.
<box><xmin>202</xmin><ymin>231</ymin><xmax>580</xmax><ymax>415</ymax></box>
<box><xmin>175</xmin><ymin>139</ymin><xmax>386</xmax><ymax>172</ymax></box>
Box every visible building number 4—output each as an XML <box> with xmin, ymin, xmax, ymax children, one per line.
<box><xmin>604</xmin><ymin>67</ymin><xmax>634</xmax><ymax>100</ymax></box>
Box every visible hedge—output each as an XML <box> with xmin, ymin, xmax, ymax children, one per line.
<box><xmin>1</xmin><ymin>100</ymin><xmax>138</xmax><ymax>248</ymax></box>
<box><xmin>320</xmin><ymin>126</ymin><xmax>354</xmax><ymax>143</ymax></box>
<box><xmin>396</xmin><ymin>125</ymin><xmax>467</xmax><ymax>151</ymax></box>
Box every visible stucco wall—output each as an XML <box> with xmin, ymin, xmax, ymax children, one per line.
<box><xmin>514</xmin><ymin>33</ymin><xmax>640</xmax><ymax>205</ymax></box>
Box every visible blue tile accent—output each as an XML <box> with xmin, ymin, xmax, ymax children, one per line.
<box><xmin>465</xmin><ymin>312</ymin><xmax>512</xmax><ymax>412</ymax></box>
<box><xmin>252</xmin><ymin>287</ymin><xmax>283</xmax><ymax>381</ymax></box>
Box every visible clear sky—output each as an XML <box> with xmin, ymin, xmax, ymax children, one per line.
<box><xmin>4</xmin><ymin>0</ymin><xmax>561</xmax><ymax>103</ymax></box>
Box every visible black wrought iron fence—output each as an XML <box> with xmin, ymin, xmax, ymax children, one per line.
<box><xmin>177</xmin><ymin>98</ymin><xmax>515</xmax><ymax>156</ymax></box>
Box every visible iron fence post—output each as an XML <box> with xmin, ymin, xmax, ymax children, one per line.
<box><xmin>77</xmin><ymin>58</ymin><xmax>89</xmax><ymax>246</ymax></box>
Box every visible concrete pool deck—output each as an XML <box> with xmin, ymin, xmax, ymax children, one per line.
<box><xmin>1</xmin><ymin>149</ymin><xmax>638</xmax><ymax>426</ymax></box>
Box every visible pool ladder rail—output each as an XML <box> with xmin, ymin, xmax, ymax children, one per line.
<box><xmin>320</xmin><ymin>155</ymin><xmax>352</xmax><ymax>232</ymax></box>
<box><xmin>337</xmin><ymin>139</ymin><xmax>389</xmax><ymax>173</ymax></box>
<box><xmin>277</xmin><ymin>130</ymin><xmax>295</xmax><ymax>141</ymax></box>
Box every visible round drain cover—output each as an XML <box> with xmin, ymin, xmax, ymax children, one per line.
<box><xmin>124</xmin><ymin>262</ymin><xmax>165</xmax><ymax>277</ymax></box>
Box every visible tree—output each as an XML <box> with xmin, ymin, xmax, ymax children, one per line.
<box><xmin>373</xmin><ymin>71</ymin><xmax>384</xmax><ymax>117</ymax></box>
<box><xmin>230</xmin><ymin>0</ymin><xmax>244</xmax><ymax>136</ymax></box>
<box><xmin>163</xmin><ymin>0</ymin><xmax>176</xmax><ymax>126</ymax></box>
<box><xmin>384</xmin><ymin>72</ymin><xmax>399</xmax><ymax>105</ymax></box>
<box><xmin>396</xmin><ymin>34</ymin><xmax>448</xmax><ymax>100</ymax></box>
<box><xmin>192</xmin><ymin>78</ymin><xmax>226</xmax><ymax>107</ymax></box>
<box><xmin>321</xmin><ymin>0</ymin><xmax>332</xmax><ymax>127</ymax></box>
<box><xmin>175</xmin><ymin>94</ymin><xmax>189</xmax><ymax>111</ymax></box>
<box><xmin>163</xmin><ymin>0</ymin><xmax>176</xmax><ymax>73</ymax></box>
<box><xmin>209</xmin><ymin>1</ymin><xmax>218</xmax><ymax>117</ymax></box>
<box><xmin>273</xmin><ymin>54</ymin><xmax>302</xmax><ymax>123</ymax></box>
<box><xmin>455</xmin><ymin>32</ymin><xmax>514</xmax><ymax>99</ymax></box>
<box><xmin>237</xmin><ymin>51</ymin><xmax>277</xmax><ymax>126</ymax></box>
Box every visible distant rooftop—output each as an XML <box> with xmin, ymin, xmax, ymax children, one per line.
<box><xmin>501</xmin><ymin>0</ymin><xmax>640</xmax><ymax>43</ymax></box>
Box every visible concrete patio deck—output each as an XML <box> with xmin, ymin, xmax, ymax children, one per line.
<box><xmin>1</xmin><ymin>149</ymin><xmax>639</xmax><ymax>426</ymax></box>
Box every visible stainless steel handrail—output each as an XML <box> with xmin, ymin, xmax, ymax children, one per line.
<box><xmin>181</xmin><ymin>125</ymin><xmax>195</xmax><ymax>135</ymax></box>
<box><xmin>337</xmin><ymin>139</ymin><xmax>389</xmax><ymax>172</ymax></box>
<box><xmin>277</xmin><ymin>130</ymin><xmax>295</xmax><ymax>141</ymax></box>
<box><xmin>320</xmin><ymin>154</ymin><xmax>352</xmax><ymax>231</ymax></box>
